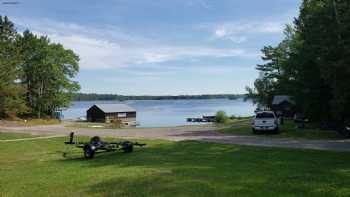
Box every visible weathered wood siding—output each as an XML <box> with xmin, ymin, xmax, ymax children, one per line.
<box><xmin>87</xmin><ymin>105</ymin><xmax>106</xmax><ymax>122</ymax></box>
<box><xmin>105</xmin><ymin>112</ymin><xmax>136</xmax><ymax>123</ymax></box>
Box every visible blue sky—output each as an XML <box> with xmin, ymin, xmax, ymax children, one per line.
<box><xmin>1</xmin><ymin>0</ymin><xmax>301</xmax><ymax>95</ymax></box>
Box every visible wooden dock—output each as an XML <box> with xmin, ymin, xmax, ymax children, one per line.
<box><xmin>186</xmin><ymin>115</ymin><xmax>216</xmax><ymax>123</ymax></box>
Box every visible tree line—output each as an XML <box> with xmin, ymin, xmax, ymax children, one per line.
<box><xmin>0</xmin><ymin>16</ymin><xmax>80</xmax><ymax>119</ymax></box>
<box><xmin>247</xmin><ymin>0</ymin><xmax>350</xmax><ymax>125</ymax></box>
<box><xmin>73</xmin><ymin>93</ymin><xmax>243</xmax><ymax>101</ymax></box>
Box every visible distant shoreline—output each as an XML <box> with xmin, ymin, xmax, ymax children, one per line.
<box><xmin>73</xmin><ymin>93</ymin><xmax>246</xmax><ymax>101</ymax></box>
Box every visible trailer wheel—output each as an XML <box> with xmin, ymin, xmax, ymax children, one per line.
<box><xmin>122</xmin><ymin>141</ymin><xmax>134</xmax><ymax>153</ymax></box>
<box><xmin>124</xmin><ymin>145</ymin><xmax>133</xmax><ymax>153</ymax></box>
<box><xmin>90</xmin><ymin>136</ymin><xmax>101</xmax><ymax>144</ymax></box>
<box><xmin>84</xmin><ymin>144</ymin><xmax>96</xmax><ymax>159</ymax></box>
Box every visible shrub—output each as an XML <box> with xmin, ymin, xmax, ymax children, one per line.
<box><xmin>230</xmin><ymin>115</ymin><xmax>237</xmax><ymax>120</ymax></box>
<box><xmin>110</xmin><ymin>119</ymin><xmax>123</xmax><ymax>128</ymax></box>
<box><xmin>215</xmin><ymin>111</ymin><xmax>228</xmax><ymax>123</ymax></box>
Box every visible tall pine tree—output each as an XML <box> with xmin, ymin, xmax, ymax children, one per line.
<box><xmin>0</xmin><ymin>16</ymin><xmax>27</xmax><ymax>118</ymax></box>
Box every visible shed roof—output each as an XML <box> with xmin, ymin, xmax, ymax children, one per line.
<box><xmin>94</xmin><ymin>104</ymin><xmax>136</xmax><ymax>113</ymax></box>
<box><xmin>272</xmin><ymin>95</ymin><xmax>295</xmax><ymax>105</ymax></box>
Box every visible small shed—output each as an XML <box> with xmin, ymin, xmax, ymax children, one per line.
<box><xmin>87</xmin><ymin>104</ymin><xmax>136</xmax><ymax>125</ymax></box>
<box><xmin>271</xmin><ymin>95</ymin><xmax>296</xmax><ymax>118</ymax></box>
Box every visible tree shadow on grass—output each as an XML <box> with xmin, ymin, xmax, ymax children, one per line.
<box><xmin>84</xmin><ymin>172</ymin><xmax>251</xmax><ymax>197</ymax></box>
<box><xmin>58</xmin><ymin>140</ymin><xmax>350</xmax><ymax>197</ymax></box>
<box><xmin>59</xmin><ymin>140</ymin><xmax>243</xmax><ymax>168</ymax></box>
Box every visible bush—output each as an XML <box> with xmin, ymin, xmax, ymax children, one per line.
<box><xmin>110</xmin><ymin>119</ymin><xmax>123</xmax><ymax>128</ymax></box>
<box><xmin>215</xmin><ymin>111</ymin><xmax>228</xmax><ymax>123</ymax></box>
<box><xmin>230</xmin><ymin>115</ymin><xmax>237</xmax><ymax>120</ymax></box>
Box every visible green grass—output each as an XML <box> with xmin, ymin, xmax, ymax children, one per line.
<box><xmin>24</xmin><ymin>118</ymin><xmax>61</xmax><ymax>126</ymax></box>
<box><xmin>67</xmin><ymin>122</ymin><xmax>113</xmax><ymax>129</ymax></box>
<box><xmin>0</xmin><ymin>119</ymin><xmax>61</xmax><ymax>126</ymax></box>
<box><xmin>1</xmin><ymin>132</ymin><xmax>350</xmax><ymax>196</ymax></box>
<box><xmin>0</xmin><ymin>132</ymin><xmax>37</xmax><ymax>140</ymax></box>
<box><xmin>219</xmin><ymin>120</ymin><xmax>342</xmax><ymax>140</ymax></box>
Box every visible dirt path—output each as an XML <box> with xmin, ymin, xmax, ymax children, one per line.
<box><xmin>1</xmin><ymin>123</ymin><xmax>350</xmax><ymax>152</ymax></box>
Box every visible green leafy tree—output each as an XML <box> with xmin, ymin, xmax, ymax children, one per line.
<box><xmin>0</xmin><ymin>16</ymin><xmax>80</xmax><ymax>119</ymax></box>
<box><xmin>246</xmin><ymin>25</ymin><xmax>300</xmax><ymax>107</ymax></box>
<box><xmin>292</xmin><ymin>0</ymin><xmax>350</xmax><ymax>122</ymax></box>
<box><xmin>215</xmin><ymin>111</ymin><xmax>228</xmax><ymax>123</ymax></box>
<box><xmin>18</xmin><ymin>30</ymin><xmax>80</xmax><ymax>118</ymax></box>
<box><xmin>0</xmin><ymin>16</ymin><xmax>27</xmax><ymax>118</ymax></box>
<box><xmin>247</xmin><ymin>0</ymin><xmax>350</xmax><ymax>124</ymax></box>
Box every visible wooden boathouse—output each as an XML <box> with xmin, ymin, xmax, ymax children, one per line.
<box><xmin>87</xmin><ymin>104</ymin><xmax>136</xmax><ymax>125</ymax></box>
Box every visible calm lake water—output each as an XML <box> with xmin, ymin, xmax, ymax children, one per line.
<box><xmin>62</xmin><ymin>99</ymin><xmax>255</xmax><ymax>127</ymax></box>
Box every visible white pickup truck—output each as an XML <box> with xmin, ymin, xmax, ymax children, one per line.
<box><xmin>252</xmin><ymin>111</ymin><xmax>279</xmax><ymax>134</ymax></box>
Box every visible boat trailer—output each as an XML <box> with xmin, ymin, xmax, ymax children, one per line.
<box><xmin>63</xmin><ymin>132</ymin><xmax>146</xmax><ymax>159</ymax></box>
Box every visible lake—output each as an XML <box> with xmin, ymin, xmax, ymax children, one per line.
<box><xmin>62</xmin><ymin>99</ymin><xmax>255</xmax><ymax>127</ymax></box>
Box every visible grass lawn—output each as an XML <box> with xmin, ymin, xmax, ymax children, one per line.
<box><xmin>1</xmin><ymin>132</ymin><xmax>350</xmax><ymax>196</ymax></box>
<box><xmin>219</xmin><ymin>120</ymin><xmax>342</xmax><ymax>140</ymax></box>
<box><xmin>67</xmin><ymin>121</ymin><xmax>114</xmax><ymax>129</ymax></box>
<box><xmin>0</xmin><ymin>132</ymin><xmax>36</xmax><ymax>140</ymax></box>
<box><xmin>0</xmin><ymin>119</ymin><xmax>60</xmax><ymax>127</ymax></box>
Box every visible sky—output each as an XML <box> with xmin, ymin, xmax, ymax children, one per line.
<box><xmin>0</xmin><ymin>0</ymin><xmax>301</xmax><ymax>95</ymax></box>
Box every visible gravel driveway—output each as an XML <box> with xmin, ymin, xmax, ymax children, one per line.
<box><xmin>1</xmin><ymin>123</ymin><xmax>350</xmax><ymax>152</ymax></box>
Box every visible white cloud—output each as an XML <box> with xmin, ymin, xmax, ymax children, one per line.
<box><xmin>205</xmin><ymin>11</ymin><xmax>296</xmax><ymax>43</ymax></box>
<box><xmin>210</xmin><ymin>20</ymin><xmax>285</xmax><ymax>43</ymax></box>
<box><xmin>187</xmin><ymin>65</ymin><xmax>253</xmax><ymax>75</ymax></box>
<box><xmin>50</xmin><ymin>35</ymin><xmax>256</xmax><ymax>69</ymax></box>
<box><xmin>12</xmin><ymin>17</ymin><xmax>257</xmax><ymax>70</ymax></box>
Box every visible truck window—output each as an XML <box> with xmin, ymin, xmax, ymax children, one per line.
<box><xmin>256</xmin><ymin>113</ymin><xmax>274</xmax><ymax>119</ymax></box>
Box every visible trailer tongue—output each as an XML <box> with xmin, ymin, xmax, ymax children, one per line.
<box><xmin>63</xmin><ymin>132</ymin><xmax>146</xmax><ymax>159</ymax></box>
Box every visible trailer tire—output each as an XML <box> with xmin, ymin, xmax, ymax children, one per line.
<box><xmin>122</xmin><ymin>141</ymin><xmax>133</xmax><ymax>153</ymax></box>
<box><xmin>124</xmin><ymin>145</ymin><xmax>133</xmax><ymax>153</ymax></box>
<box><xmin>84</xmin><ymin>144</ymin><xmax>96</xmax><ymax>159</ymax></box>
<box><xmin>90</xmin><ymin>136</ymin><xmax>101</xmax><ymax>144</ymax></box>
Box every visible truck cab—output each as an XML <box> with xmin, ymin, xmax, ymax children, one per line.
<box><xmin>252</xmin><ymin>111</ymin><xmax>279</xmax><ymax>134</ymax></box>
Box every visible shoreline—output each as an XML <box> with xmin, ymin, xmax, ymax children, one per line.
<box><xmin>73</xmin><ymin>94</ymin><xmax>245</xmax><ymax>102</ymax></box>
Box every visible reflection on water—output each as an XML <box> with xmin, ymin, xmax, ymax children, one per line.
<box><xmin>63</xmin><ymin>99</ymin><xmax>255</xmax><ymax>127</ymax></box>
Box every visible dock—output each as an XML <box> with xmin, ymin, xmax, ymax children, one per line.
<box><xmin>186</xmin><ymin>115</ymin><xmax>216</xmax><ymax>123</ymax></box>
